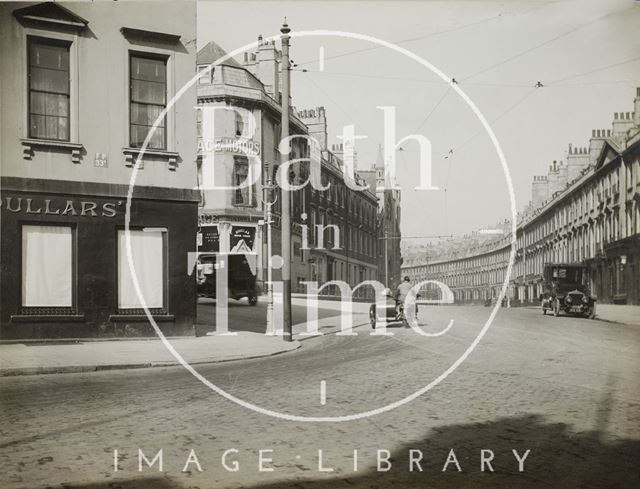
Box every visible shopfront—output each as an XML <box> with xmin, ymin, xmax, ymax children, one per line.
<box><xmin>0</xmin><ymin>178</ymin><xmax>199</xmax><ymax>339</ymax></box>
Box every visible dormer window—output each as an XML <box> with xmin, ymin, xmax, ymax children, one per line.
<box><xmin>197</xmin><ymin>65</ymin><xmax>211</xmax><ymax>85</ymax></box>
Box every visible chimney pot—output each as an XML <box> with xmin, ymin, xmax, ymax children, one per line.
<box><xmin>614</xmin><ymin>112</ymin><xmax>618</xmax><ymax>120</ymax></box>
<box><xmin>592</xmin><ymin>129</ymin><xmax>596</xmax><ymax>137</ymax></box>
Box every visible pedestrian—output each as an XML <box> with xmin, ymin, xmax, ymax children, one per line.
<box><xmin>395</xmin><ymin>276</ymin><xmax>415</xmax><ymax>328</ymax></box>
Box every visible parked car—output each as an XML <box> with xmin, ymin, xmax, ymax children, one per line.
<box><xmin>197</xmin><ymin>254</ymin><xmax>259</xmax><ymax>305</ymax></box>
<box><xmin>540</xmin><ymin>263</ymin><xmax>596</xmax><ymax>318</ymax></box>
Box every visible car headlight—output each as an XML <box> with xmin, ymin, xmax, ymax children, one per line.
<box><xmin>565</xmin><ymin>296</ymin><xmax>572</xmax><ymax>304</ymax></box>
<box><xmin>582</xmin><ymin>296</ymin><xmax>589</xmax><ymax>304</ymax></box>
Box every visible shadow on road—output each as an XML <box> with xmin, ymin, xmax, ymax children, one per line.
<box><xmin>33</xmin><ymin>413</ymin><xmax>640</xmax><ymax>489</ymax></box>
<box><xmin>245</xmin><ymin>413</ymin><xmax>638</xmax><ymax>489</ymax></box>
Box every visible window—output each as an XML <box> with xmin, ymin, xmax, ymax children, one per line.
<box><xmin>22</xmin><ymin>225</ymin><xmax>73</xmax><ymax>307</ymax></box>
<box><xmin>235</xmin><ymin>111</ymin><xmax>244</xmax><ymax>136</ymax></box>
<box><xmin>28</xmin><ymin>38</ymin><xmax>71</xmax><ymax>141</ymax></box>
<box><xmin>130</xmin><ymin>54</ymin><xmax>167</xmax><ymax>149</ymax></box>
<box><xmin>232</xmin><ymin>156</ymin><xmax>255</xmax><ymax>206</ymax></box>
<box><xmin>197</xmin><ymin>65</ymin><xmax>211</xmax><ymax>85</ymax></box>
<box><xmin>118</xmin><ymin>229</ymin><xmax>165</xmax><ymax>309</ymax></box>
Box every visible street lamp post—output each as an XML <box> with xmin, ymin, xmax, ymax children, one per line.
<box><xmin>262</xmin><ymin>180</ymin><xmax>277</xmax><ymax>334</ymax></box>
<box><xmin>280</xmin><ymin>20</ymin><xmax>293</xmax><ymax>342</ymax></box>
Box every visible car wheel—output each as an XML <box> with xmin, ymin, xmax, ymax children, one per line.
<box><xmin>553</xmin><ymin>298</ymin><xmax>560</xmax><ymax>317</ymax></box>
<box><xmin>588</xmin><ymin>303</ymin><xmax>596</xmax><ymax>319</ymax></box>
<box><xmin>542</xmin><ymin>308</ymin><xmax>547</xmax><ymax>315</ymax></box>
<box><xmin>248</xmin><ymin>295</ymin><xmax>258</xmax><ymax>306</ymax></box>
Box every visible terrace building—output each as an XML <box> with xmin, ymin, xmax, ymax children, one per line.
<box><xmin>403</xmin><ymin>88</ymin><xmax>640</xmax><ymax>305</ymax></box>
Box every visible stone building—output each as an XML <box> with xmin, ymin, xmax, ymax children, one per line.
<box><xmin>403</xmin><ymin>87</ymin><xmax>640</xmax><ymax>305</ymax></box>
<box><xmin>195</xmin><ymin>39</ymin><xmax>309</xmax><ymax>292</ymax></box>
<box><xmin>195</xmin><ymin>40</ymin><xmax>379</xmax><ymax>299</ymax></box>
<box><xmin>359</xmin><ymin>145</ymin><xmax>403</xmax><ymax>287</ymax></box>
<box><xmin>298</xmin><ymin>108</ymin><xmax>379</xmax><ymax>297</ymax></box>
<box><xmin>0</xmin><ymin>1</ymin><xmax>199</xmax><ymax>339</ymax></box>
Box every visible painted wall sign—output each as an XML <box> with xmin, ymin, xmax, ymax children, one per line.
<box><xmin>230</xmin><ymin>225</ymin><xmax>255</xmax><ymax>253</ymax></box>
<box><xmin>0</xmin><ymin>196</ymin><xmax>119</xmax><ymax>217</ymax></box>
<box><xmin>215</xmin><ymin>137</ymin><xmax>260</xmax><ymax>155</ymax></box>
<box><xmin>199</xmin><ymin>225</ymin><xmax>220</xmax><ymax>252</ymax></box>
<box><xmin>94</xmin><ymin>152</ymin><xmax>108</xmax><ymax>167</ymax></box>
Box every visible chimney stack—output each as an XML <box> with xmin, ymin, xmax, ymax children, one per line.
<box><xmin>612</xmin><ymin>109</ymin><xmax>633</xmax><ymax>139</ymax></box>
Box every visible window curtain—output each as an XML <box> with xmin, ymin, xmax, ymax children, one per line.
<box><xmin>22</xmin><ymin>225</ymin><xmax>72</xmax><ymax>307</ymax></box>
<box><xmin>118</xmin><ymin>230</ymin><xmax>164</xmax><ymax>309</ymax></box>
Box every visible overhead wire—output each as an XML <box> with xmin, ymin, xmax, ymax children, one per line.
<box><xmin>460</xmin><ymin>6</ymin><xmax>631</xmax><ymax>82</ymax></box>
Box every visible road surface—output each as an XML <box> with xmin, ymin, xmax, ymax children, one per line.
<box><xmin>1</xmin><ymin>306</ymin><xmax>639</xmax><ymax>488</ymax></box>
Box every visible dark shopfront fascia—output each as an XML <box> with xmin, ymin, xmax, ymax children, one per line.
<box><xmin>0</xmin><ymin>177</ymin><xmax>199</xmax><ymax>339</ymax></box>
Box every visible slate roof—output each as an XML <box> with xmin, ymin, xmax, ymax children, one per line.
<box><xmin>197</xmin><ymin>41</ymin><xmax>242</xmax><ymax>68</ymax></box>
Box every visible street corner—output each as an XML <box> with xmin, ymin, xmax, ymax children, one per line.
<box><xmin>0</xmin><ymin>331</ymin><xmax>302</xmax><ymax>378</ymax></box>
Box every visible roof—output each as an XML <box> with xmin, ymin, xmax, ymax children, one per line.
<box><xmin>197</xmin><ymin>41</ymin><xmax>242</xmax><ymax>68</ymax></box>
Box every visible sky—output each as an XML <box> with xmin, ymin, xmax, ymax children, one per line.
<box><xmin>197</xmin><ymin>0</ymin><xmax>640</xmax><ymax>242</ymax></box>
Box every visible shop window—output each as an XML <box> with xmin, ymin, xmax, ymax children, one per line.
<box><xmin>232</xmin><ymin>156</ymin><xmax>255</xmax><ymax>206</ymax></box>
<box><xmin>22</xmin><ymin>225</ymin><xmax>73</xmax><ymax>307</ymax></box>
<box><xmin>118</xmin><ymin>229</ymin><xmax>165</xmax><ymax>309</ymax></box>
<box><xmin>130</xmin><ymin>54</ymin><xmax>167</xmax><ymax>149</ymax></box>
<box><xmin>28</xmin><ymin>38</ymin><xmax>71</xmax><ymax>141</ymax></box>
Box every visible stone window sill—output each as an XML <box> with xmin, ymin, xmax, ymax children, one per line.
<box><xmin>21</xmin><ymin>138</ymin><xmax>84</xmax><ymax>164</ymax></box>
<box><xmin>122</xmin><ymin>147</ymin><xmax>179</xmax><ymax>171</ymax></box>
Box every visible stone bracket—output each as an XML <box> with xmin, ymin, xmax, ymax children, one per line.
<box><xmin>122</xmin><ymin>147</ymin><xmax>179</xmax><ymax>171</ymax></box>
<box><xmin>21</xmin><ymin>139</ymin><xmax>84</xmax><ymax>164</ymax></box>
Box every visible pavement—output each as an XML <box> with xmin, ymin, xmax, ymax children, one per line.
<box><xmin>593</xmin><ymin>304</ymin><xmax>640</xmax><ymax>326</ymax></box>
<box><xmin>0</xmin><ymin>297</ymin><xmax>370</xmax><ymax>377</ymax></box>
<box><xmin>1</xmin><ymin>299</ymin><xmax>636</xmax><ymax>377</ymax></box>
<box><xmin>522</xmin><ymin>302</ymin><xmax>640</xmax><ymax>326</ymax></box>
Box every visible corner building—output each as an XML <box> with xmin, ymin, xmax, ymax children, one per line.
<box><xmin>0</xmin><ymin>2</ymin><xmax>199</xmax><ymax>338</ymax></box>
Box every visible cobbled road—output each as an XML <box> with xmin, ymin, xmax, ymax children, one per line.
<box><xmin>1</xmin><ymin>306</ymin><xmax>639</xmax><ymax>489</ymax></box>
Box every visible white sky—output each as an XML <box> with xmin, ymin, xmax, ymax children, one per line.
<box><xmin>197</xmin><ymin>0</ymin><xmax>640</xmax><ymax>241</ymax></box>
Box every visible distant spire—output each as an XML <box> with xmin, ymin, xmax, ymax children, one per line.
<box><xmin>375</xmin><ymin>144</ymin><xmax>384</xmax><ymax>167</ymax></box>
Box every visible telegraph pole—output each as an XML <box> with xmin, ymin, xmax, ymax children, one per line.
<box><xmin>280</xmin><ymin>20</ymin><xmax>293</xmax><ymax>341</ymax></box>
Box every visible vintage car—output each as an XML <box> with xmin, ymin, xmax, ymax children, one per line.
<box><xmin>196</xmin><ymin>254</ymin><xmax>259</xmax><ymax>305</ymax></box>
<box><xmin>369</xmin><ymin>288</ymin><xmax>421</xmax><ymax>329</ymax></box>
<box><xmin>540</xmin><ymin>263</ymin><xmax>596</xmax><ymax>318</ymax></box>
<box><xmin>369</xmin><ymin>289</ymin><xmax>406</xmax><ymax>328</ymax></box>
